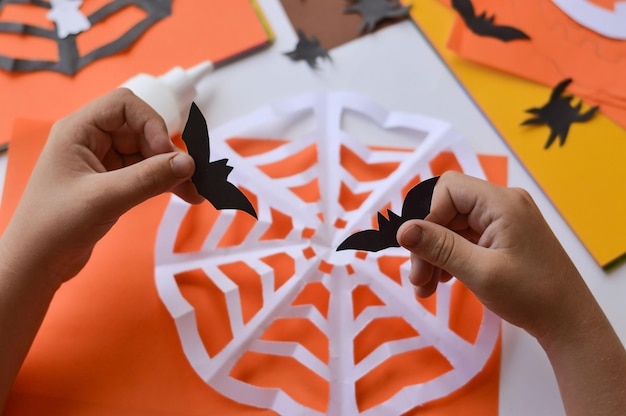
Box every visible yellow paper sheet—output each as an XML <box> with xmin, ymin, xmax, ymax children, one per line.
<box><xmin>406</xmin><ymin>0</ymin><xmax>626</xmax><ymax>267</ymax></box>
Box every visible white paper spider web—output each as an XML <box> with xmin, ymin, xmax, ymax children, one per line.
<box><xmin>154</xmin><ymin>92</ymin><xmax>501</xmax><ymax>415</ymax></box>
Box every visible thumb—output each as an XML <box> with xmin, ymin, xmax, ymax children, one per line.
<box><xmin>397</xmin><ymin>220</ymin><xmax>488</xmax><ymax>287</ymax></box>
<box><xmin>97</xmin><ymin>152</ymin><xmax>195</xmax><ymax>215</ymax></box>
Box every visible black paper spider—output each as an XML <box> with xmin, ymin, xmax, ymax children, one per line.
<box><xmin>284</xmin><ymin>29</ymin><xmax>331</xmax><ymax>69</ymax></box>
<box><xmin>522</xmin><ymin>78</ymin><xmax>599</xmax><ymax>149</ymax></box>
<box><xmin>0</xmin><ymin>0</ymin><xmax>171</xmax><ymax>75</ymax></box>
<box><xmin>344</xmin><ymin>0</ymin><xmax>411</xmax><ymax>33</ymax></box>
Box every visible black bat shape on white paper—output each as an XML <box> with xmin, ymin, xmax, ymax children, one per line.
<box><xmin>452</xmin><ymin>0</ymin><xmax>530</xmax><ymax>42</ymax></box>
<box><xmin>181</xmin><ymin>102</ymin><xmax>257</xmax><ymax>219</ymax></box>
<box><xmin>337</xmin><ymin>176</ymin><xmax>439</xmax><ymax>252</ymax></box>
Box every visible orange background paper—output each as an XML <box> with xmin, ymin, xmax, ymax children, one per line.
<box><xmin>0</xmin><ymin>0</ymin><xmax>271</xmax><ymax>143</ymax></box>
<box><xmin>1</xmin><ymin>118</ymin><xmax>506</xmax><ymax>415</ymax></box>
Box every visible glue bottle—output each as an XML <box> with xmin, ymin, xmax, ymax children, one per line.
<box><xmin>121</xmin><ymin>60</ymin><xmax>213</xmax><ymax>135</ymax></box>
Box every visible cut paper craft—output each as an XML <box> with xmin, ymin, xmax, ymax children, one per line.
<box><xmin>155</xmin><ymin>92</ymin><xmax>505</xmax><ymax>415</ymax></box>
<box><xmin>47</xmin><ymin>0</ymin><xmax>91</xmax><ymax>39</ymax></box>
<box><xmin>344</xmin><ymin>0</ymin><xmax>411</xmax><ymax>33</ymax></box>
<box><xmin>337</xmin><ymin>176</ymin><xmax>439</xmax><ymax>251</ymax></box>
<box><xmin>0</xmin><ymin>0</ymin><xmax>172</xmax><ymax>74</ymax></box>
<box><xmin>181</xmin><ymin>102</ymin><xmax>257</xmax><ymax>218</ymax></box>
<box><xmin>284</xmin><ymin>29</ymin><xmax>331</xmax><ymax>69</ymax></box>
<box><xmin>0</xmin><ymin>0</ymin><xmax>272</xmax><ymax>142</ymax></box>
<box><xmin>409</xmin><ymin>0</ymin><xmax>626</xmax><ymax>267</ymax></box>
<box><xmin>451</xmin><ymin>0</ymin><xmax>529</xmax><ymax>41</ymax></box>
<box><xmin>522</xmin><ymin>78</ymin><xmax>599</xmax><ymax>149</ymax></box>
<box><xmin>551</xmin><ymin>0</ymin><xmax>626</xmax><ymax>40</ymax></box>
<box><xmin>0</xmin><ymin>110</ymin><xmax>506</xmax><ymax>415</ymax></box>
<box><xmin>435</xmin><ymin>0</ymin><xmax>626</xmax><ymax>130</ymax></box>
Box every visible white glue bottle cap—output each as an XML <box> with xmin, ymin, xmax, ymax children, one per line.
<box><xmin>121</xmin><ymin>60</ymin><xmax>213</xmax><ymax>135</ymax></box>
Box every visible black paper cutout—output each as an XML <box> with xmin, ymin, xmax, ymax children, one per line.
<box><xmin>522</xmin><ymin>78</ymin><xmax>599</xmax><ymax>149</ymax></box>
<box><xmin>182</xmin><ymin>102</ymin><xmax>258</xmax><ymax>219</ymax></box>
<box><xmin>0</xmin><ymin>0</ymin><xmax>171</xmax><ymax>75</ymax></box>
<box><xmin>344</xmin><ymin>0</ymin><xmax>411</xmax><ymax>33</ymax></box>
<box><xmin>452</xmin><ymin>0</ymin><xmax>530</xmax><ymax>42</ymax></box>
<box><xmin>337</xmin><ymin>176</ymin><xmax>439</xmax><ymax>252</ymax></box>
<box><xmin>284</xmin><ymin>29</ymin><xmax>331</xmax><ymax>69</ymax></box>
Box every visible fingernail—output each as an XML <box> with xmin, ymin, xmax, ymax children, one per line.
<box><xmin>401</xmin><ymin>224</ymin><xmax>422</xmax><ymax>247</ymax></box>
<box><xmin>170</xmin><ymin>153</ymin><xmax>194</xmax><ymax>178</ymax></box>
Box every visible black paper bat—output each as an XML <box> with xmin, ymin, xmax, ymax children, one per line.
<box><xmin>284</xmin><ymin>29</ymin><xmax>331</xmax><ymax>69</ymax></box>
<box><xmin>452</xmin><ymin>0</ymin><xmax>530</xmax><ymax>42</ymax></box>
<box><xmin>181</xmin><ymin>102</ymin><xmax>257</xmax><ymax>218</ymax></box>
<box><xmin>521</xmin><ymin>78</ymin><xmax>599</xmax><ymax>149</ymax></box>
<box><xmin>337</xmin><ymin>176</ymin><xmax>439</xmax><ymax>252</ymax></box>
<box><xmin>344</xmin><ymin>0</ymin><xmax>411</xmax><ymax>33</ymax></box>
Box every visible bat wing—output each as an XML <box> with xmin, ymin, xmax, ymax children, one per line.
<box><xmin>337</xmin><ymin>211</ymin><xmax>403</xmax><ymax>252</ymax></box>
<box><xmin>182</xmin><ymin>102</ymin><xmax>210</xmax><ymax>165</ymax></box>
<box><xmin>451</xmin><ymin>0</ymin><xmax>477</xmax><ymax>23</ymax></box>
<box><xmin>204</xmin><ymin>172</ymin><xmax>258</xmax><ymax>218</ymax></box>
<box><xmin>487</xmin><ymin>24</ymin><xmax>530</xmax><ymax>41</ymax></box>
<box><xmin>337</xmin><ymin>229</ymin><xmax>399</xmax><ymax>252</ymax></box>
<box><xmin>401</xmin><ymin>176</ymin><xmax>439</xmax><ymax>220</ymax></box>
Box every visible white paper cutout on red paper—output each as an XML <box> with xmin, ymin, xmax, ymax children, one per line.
<box><xmin>154</xmin><ymin>92</ymin><xmax>501</xmax><ymax>415</ymax></box>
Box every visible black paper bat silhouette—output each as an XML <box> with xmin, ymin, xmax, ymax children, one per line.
<box><xmin>344</xmin><ymin>0</ymin><xmax>411</xmax><ymax>33</ymax></box>
<box><xmin>284</xmin><ymin>29</ymin><xmax>331</xmax><ymax>69</ymax></box>
<box><xmin>337</xmin><ymin>176</ymin><xmax>439</xmax><ymax>252</ymax></box>
<box><xmin>521</xmin><ymin>78</ymin><xmax>599</xmax><ymax>149</ymax></box>
<box><xmin>452</xmin><ymin>0</ymin><xmax>530</xmax><ymax>42</ymax></box>
<box><xmin>181</xmin><ymin>102</ymin><xmax>257</xmax><ymax>218</ymax></box>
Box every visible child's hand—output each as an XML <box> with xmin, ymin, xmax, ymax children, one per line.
<box><xmin>397</xmin><ymin>171</ymin><xmax>596</xmax><ymax>345</ymax></box>
<box><xmin>1</xmin><ymin>88</ymin><xmax>202</xmax><ymax>285</ymax></box>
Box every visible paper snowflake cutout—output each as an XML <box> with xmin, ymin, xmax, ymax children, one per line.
<box><xmin>155</xmin><ymin>92</ymin><xmax>500</xmax><ymax>415</ymax></box>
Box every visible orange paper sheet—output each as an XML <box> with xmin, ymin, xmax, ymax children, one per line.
<box><xmin>0</xmin><ymin>0</ymin><xmax>272</xmax><ymax>143</ymax></box>
<box><xmin>408</xmin><ymin>0</ymin><xmax>626</xmax><ymax>267</ymax></box>
<box><xmin>1</xmin><ymin>118</ymin><xmax>506</xmax><ymax>415</ymax></box>
<box><xmin>444</xmin><ymin>0</ymin><xmax>626</xmax><ymax>128</ymax></box>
